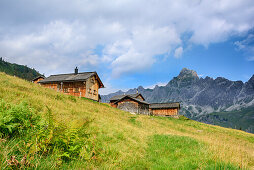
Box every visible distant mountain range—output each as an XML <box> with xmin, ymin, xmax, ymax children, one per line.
<box><xmin>0</xmin><ymin>57</ymin><xmax>41</xmax><ymax>81</ymax></box>
<box><xmin>101</xmin><ymin>68</ymin><xmax>254</xmax><ymax>133</ymax></box>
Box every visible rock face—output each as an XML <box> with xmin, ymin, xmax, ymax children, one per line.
<box><xmin>101</xmin><ymin>68</ymin><xmax>254</xmax><ymax>118</ymax></box>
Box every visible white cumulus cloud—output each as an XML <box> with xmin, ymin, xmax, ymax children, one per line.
<box><xmin>174</xmin><ymin>47</ymin><xmax>183</xmax><ymax>58</ymax></box>
<box><xmin>0</xmin><ymin>0</ymin><xmax>253</xmax><ymax>77</ymax></box>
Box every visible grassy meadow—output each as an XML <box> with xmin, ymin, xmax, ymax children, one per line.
<box><xmin>0</xmin><ymin>72</ymin><xmax>254</xmax><ymax>169</ymax></box>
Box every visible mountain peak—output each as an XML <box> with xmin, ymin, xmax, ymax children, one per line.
<box><xmin>178</xmin><ymin>68</ymin><xmax>199</xmax><ymax>79</ymax></box>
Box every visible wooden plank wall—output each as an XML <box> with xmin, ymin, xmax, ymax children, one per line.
<box><xmin>117</xmin><ymin>100</ymin><xmax>139</xmax><ymax>113</ymax></box>
<box><xmin>151</xmin><ymin>108</ymin><xmax>178</xmax><ymax>116</ymax></box>
<box><xmin>41</xmin><ymin>82</ymin><xmax>87</xmax><ymax>98</ymax></box>
<box><xmin>85</xmin><ymin>76</ymin><xmax>100</xmax><ymax>101</ymax></box>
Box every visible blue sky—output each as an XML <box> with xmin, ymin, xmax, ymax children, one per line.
<box><xmin>97</xmin><ymin>32</ymin><xmax>254</xmax><ymax>93</ymax></box>
<box><xmin>0</xmin><ymin>0</ymin><xmax>253</xmax><ymax>94</ymax></box>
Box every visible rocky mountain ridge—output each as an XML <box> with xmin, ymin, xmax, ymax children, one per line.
<box><xmin>101</xmin><ymin>68</ymin><xmax>254</xmax><ymax>118</ymax></box>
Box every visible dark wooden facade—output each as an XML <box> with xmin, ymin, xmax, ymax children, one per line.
<box><xmin>110</xmin><ymin>94</ymin><xmax>180</xmax><ymax>116</ymax></box>
<box><xmin>149</xmin><ymin>103</ymin><xmax>180</xmax><ymax>116</ymax></box>
<box><xmin>110</xmin><ymin>94</ymin><xmax>150</xmax><ymax>115</ymax></box>
<box><xmin>35</xmin><ymin>68</ymin><xmax>104</xmax><ymax>101</ymax></box>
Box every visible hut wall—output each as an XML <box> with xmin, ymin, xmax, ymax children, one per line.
<box><xmin>138</xmin><ymin>103</ymin><xmax>150</xmax><ymax>115</ymax></box>
<box><xmin>63</xmin><ymin>82</ymin><xmax>86</xmax><ymax>97</ymax></box>
<box><xmin>41</xmin><ymin>82</ymin><xmax>87</xmax><ymax>98</ymax></box>
<box><xmin>151</xmin><ymin>108</ymin><xmax>178</xmax><ymax>116</ymax></box>
<box><xmin>117</xmin><ymin>99</ymin><xmax>139</xmax><ymax>113</ymax></box>
<box><xmin>41</xmin><ymin>83</ymin><xmax>58</xmax><ymax>90</ymax></box>
<box><xmin>85</xmin><ymin>76</ymin><xmax>100</xmax><ymax>101</ymax></box>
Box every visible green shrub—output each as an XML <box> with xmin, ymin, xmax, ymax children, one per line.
<box><xmin>28</xmin><ymin>107</ymin><xmax>93</xmax><ymax>161</ymax></box>
<box><xmin>0</xmin><ymin>100</ymin><xmax>94</xmax><ymax>169</ymax></box>
<box><xmin>0</xmin><ymin>100</ymin><xmax>40</xmax><ymax>138</ymax></box>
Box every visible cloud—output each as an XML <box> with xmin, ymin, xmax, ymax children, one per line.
<box><xmin>234</xmin><ymin>33</ymin><xmax>254</xmax><ymax>61</ymax></box>
<box><xmin>145</xmin><ymin>82</ymin><xmax>168</xmax><ymax>89</ymax></box>
<box><xmin>247</xmin><ymin>56</ymin><xmax>254</xmax><ymax>61</ymax></box>
<box><xmin>174</xmin><ymin>47</ymin><xmax>183</xmax><ymax>58</ymax></box>
<box><xmin>108</xmin><ymin>26</ymin><xmax>181</xmax><ymax>77</ymax></box>
<box><xmin>0</xmin><ymin>0</ymin><xmax>254</xmax><ymax>76</ymax></box>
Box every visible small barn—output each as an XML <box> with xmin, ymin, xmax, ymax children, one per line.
<box><xmin>149</xmin><ymin>103</ymin><xmax>180</xmax><ymax>117</ymax></box>
<box><xmin>110</xmin><ymin>93</ymin><xmax>150</xmax><ymax>115</ymax></box>
<box><xmin>32</xmin><ymin>75</ymin><xmax>45</xmax><ymax>84</ymax></box>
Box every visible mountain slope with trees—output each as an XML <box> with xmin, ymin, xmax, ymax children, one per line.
<box><xmin>0</xmin><ymin>57</ymin><xmax>41</xmax><ymax>81</ymax></box>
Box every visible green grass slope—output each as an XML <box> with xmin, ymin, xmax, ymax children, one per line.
<box><xmin>0</xmin><ymin>72</ymin><xmax>254</xmax><ymax>169</ymax></box>
<box><xmin>196</xmin><ymin>107</ymin><xmax>254</xmax><ymax>134</ymax></box>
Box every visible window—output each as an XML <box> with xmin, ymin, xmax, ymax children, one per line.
<box><xmin>64</xmin><ymin>88</ymin><xmax>68</xmax><ymax>93</ymax></box>
<box><xmin>88</xmin><ymin>88</ymin><xmax>92</xmax><ymax>94</ymax></box>
<box><xmin>93</xmin><ymin>90</ymin><xmax>97</xmax><ymax>95</ymax></box>
<box><xmin>90</xmin><ymin>78</ymin><xmax>95</xmax><ymax>84</ymax></box>
<box><xmin>74</xmin><ymin>88</ymin><xmax>79</xmax><ymax>93</ymax></box>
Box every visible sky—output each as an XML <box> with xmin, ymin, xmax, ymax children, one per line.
<box><xmin>0</xmin><ymin>0</ymin><xmax>254</xmax><ymax>94</ymax></box>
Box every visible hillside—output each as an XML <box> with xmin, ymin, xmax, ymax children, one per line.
<box><xmin>0</xmin><ymin>58</ymin><xmax>41</xmax><ymax>81</ymax></box>
<box><xmin>196</xmin><ymin>107</ymin><xmax>254</xmax><ymax>133</ymax></box>
<box><xmin>0</xmin><ymin>72</ymin><xmax>254</xmax><ymax>169</ymax></box>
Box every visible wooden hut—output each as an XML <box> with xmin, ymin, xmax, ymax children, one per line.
<box><xmin>149</xmin><ymin>103</ymin><xmax>180</xmax><ymax>117</ymax></box>
<box><xmin>110</xmin><ymin>93</ymin><xmax>145</xmax><ymax>107</ymax></box>
<box><xmin>110</xmin><ymin>93</ymin><xmax>149</xmax><ymax>115</ymax></box>
<box><xmin>37</xmin><ymin>67</ymin><xmax>104</xmax><ymax>101</ymax></box>
<box><xmin>32</xmin><ymin>75</ymin><xmax>45</xmax><ymax>84</ymax></box>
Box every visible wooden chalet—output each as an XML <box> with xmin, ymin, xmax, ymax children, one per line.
<box><xmin>110</xmin><ymin>93</ymin><xmax>150</xmax><ymax>115</ymax></box>
<box><xmin>35</xmin><ymin>67</ymin><xmax>104</xmax><ymax>101</ymax></box>
<box><xmin>32</xmin><ymin>75</ymin><xmax>45</xmax><ymax>84</ymax></box>
<box><xmin>149</xmin><ymin>103</ymin><xmax>180</xmax><ymax>117</ymax></box>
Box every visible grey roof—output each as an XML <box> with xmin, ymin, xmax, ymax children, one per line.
<box><xmin>38</xmin><ymin>72</ymin><xmax>95</xmax><ymax>83</ymax></box>
<box><xmin>110</xmin><ymin>93</ymin><xmax>142</xmax><ymax>101</ymax></box>
<box><xmin>32</xmin><ymin>75</ymin><xmax>45</xmax><ymax>81</ymax></box>
<box><xmin>114</xmin><ymin>95</ymin><xmax>149</xmax><ymax>105</ymax></box>
<box><xmin>150</xmin><ymin>103</ymin><xmax>180</xmax><ymax>109</ymax></box>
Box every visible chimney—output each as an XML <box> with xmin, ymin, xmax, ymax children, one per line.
<box><xmin>75</xmin><ymin>67</ymin><xmax>78</xmax><ymax>74</ymax></box>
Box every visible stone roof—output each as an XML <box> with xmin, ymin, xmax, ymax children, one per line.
<box><xmin>110</xmin><ymin>93</ymin><xmax>142</xmax><ymax>101</ymax></box>
<box><xmin>114</xmin><ymin>95</ymin><xmax>149</xmax><ymax>105</ymax></box>
<box><xmin>149</xmin><ymin>102</ymin><xmax>180</xmax><ymax>109</ymax></box>
<box><xmin>38</xmin><ymin>72</ymin><xmax>104</xmax><ymax>88</ymax></box>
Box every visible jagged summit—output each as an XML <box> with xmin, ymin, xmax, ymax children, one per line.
<box><xmin>178</xmin><ymin>68</ymin><xmax>199</xmax><ymax>79</ymax></box>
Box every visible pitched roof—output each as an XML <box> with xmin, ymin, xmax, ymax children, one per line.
<box><xmin>38</xmin><ymin>72</ymin><xmax>104</xmax><ymax>88</ymax></box>
<box><xmin>110</xmin><ymin>93</ymin><xmax>142</xmax><ymax>101</ymax></box>
<box><xmin>149</xmin><ymin>103</ymin><xmax>180</xmax><ymax>109</ymax></box>
<box><xmin>114</xmin><ymin>95</ymin><xmax>149</xmax><ymax>105</ymax></box>
<box><xmin>32</xmin><ymin>75</ymin><xmax>45</xmax><ymax>81</ymax></box>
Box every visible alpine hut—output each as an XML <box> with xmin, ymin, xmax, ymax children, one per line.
<box><xmin>37</xmin><ymin>67</ymin><xmax>104</xmax><ymax>101</ymax></box>
<box><xmin>32</xmin><ymin>75</ymin><xmax>45</xmax><ymax>84</ymax></box>
<box><xmin>110</xmin><ymin>93</ymin><xmax>150</xmax><ymax>115</ymax></box>
<box><xmin>149</xmin><ymin>102</ymin><xmax>180</xmax><ymax>117</ymax></box>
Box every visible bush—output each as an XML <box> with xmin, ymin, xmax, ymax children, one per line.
<box><xmin>0</xmin><ymin>100</ymin><xmax>94</xmax><ymax>168</ymax></box>
<box><xmin>28</xmin><ymin>107</ymin><xmax>93</xmax><ymax>161</ymax></box>
<box><xmin>0</xmin><ymin>100</ymin><xmax>40</xmax><ymax>138</ymax></box>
